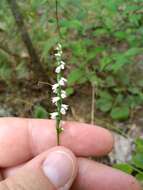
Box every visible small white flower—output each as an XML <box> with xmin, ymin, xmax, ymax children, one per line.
<box><xmin>56</xmin><ymin>43</ymin><xmax>62</xmax><ymax>50</ymax></box>
<box><xmin>55</xmin><ymin>52</ymin><xmax>62</xmax><ymax>57</ymax></box>
<box><xmin>58</xmin><ymin>43</ymin><xmax>62</xmax><ymax>49</ymax></box>
<box><xmin>60</xmin><ymin>104</ymin><xmax>68</xmax><ymax>115</ymax></box>
<box><xmin>61</xmin><ymin>90</ymin><xmax>67</xmax><ymax>99</ymax></box>
<box><xmin>52</xmin><ymin>97</ymin><xmax>60</xmax><ymax>104</ymax></box>
<box><xmin>61</xmin><ymin>104</ymin><xmax>68</xmax><ymax>110</ymax></box>
<box><xmin>55</xmin><ymin>66</ymin><xmax>62</xmax><ymax>73</ymax></box>
<box><xmin>60</xmin><ymin>61</ymin><xmax>66</xmax><ymax>66</ymax></box>
<box><xmin>55</xmin><ymin>65</ymin><xmax>64</xmax><ymax>74</ymax></box>
<box><xmin>50</xmin><ymin>112</ymin><xmax>58</xmax><ymax>119</ymax></box>
<box><xmin>59</xmin><ymin>77</ymin><xmax>67</xmax><ymax>86</ymax></box>
<box><xmin>52</xmin><ymin>83</ymin><xmax>59</xmax><ymax>93</ymax></box>
<box><xmin>60</xmin><ymin>107</ymin><xmax>66</xmax><ymax>115</ymax></box>
<box><xmin>55</xmin><ymin>61</ymin><xmax>65</xmax><ymax>73</ymax></box>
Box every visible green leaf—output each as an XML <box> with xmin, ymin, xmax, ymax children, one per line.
<box><xmin>128</xmin><ymin>87</ymin><xmax>140</xmax><ymax>95</ymax></box>
<box><xmin>110</xmin><ymin>106</ymin><xmax>130</xmax><ymax>120</ymax></box>
<box><xmin>136</xmin><ymin>173</ymin><xmax>143</xmax><ymax>181</ymax></box>
<box><xmin>86</xmin><ymin>51</ymin><xmax>96</xmax><ymax>62</ymax></box>
<box><xmin>115</xmin><ymin>94</ymin><xmax>124</xmax><ymax>104</ymax></box>
<box><xmin>67</xmin><ymin>68</ymin><xmax>85</xmax><ymax>85</ymax></box>
<box><xmin>66</xmin><ymin>87</ymin><xmax>74</xmax><ymax>96</ymax></box>
<box><xmin>135</xmin><ymin>138</ymin><xmax>143</xmax><ymax>153</ymax></box>
<box><xmin>99</xmin><ymin>91</ymin><xmax>113</xmax><ymax>100</ymax></box>
<box><xmin>93</xmin><ymin>28</ymin><xmax>109</xmax><ymax>37</ymax></box>
<box><xmin>33</xmin><ymin>105</ymin><xmax>48</xmax><ymax>119</ymax></box>
<box><xmin>114</xmin><ymin>163</ymin><xmax>133</xmax><ymax>174</ymax></box>
<box><xmin>100</xmin><ymin>56</ymin><xmax>112</xmax><ymax>71</ymax></box>
<box><xmin>88</xmin><ymin>73</ymin><xmax>99</xmax><ymax>85</ymax></box>
<box><xmin>0</xmin><ymin>63</ymin><xmax>12</xmax><ymax>80</ymax></box>
<box><xmin>125</xmin><ymin>48</ymin><xmax>143</xmax><ymax>57</ymax></box>
<box><xmin>114</xmin><ymin>31</ymin><xmax>127</xmax><ymax>40</ymax></box>
<box><xmin>105</xmin><ymin>76</ymin><xmax>116</xmax><ymax>87</ymax></box>
<box><xmin>109</xmin><ymin>54</ymin><xmax>129</xmax><ymax>72</ymax></box>
<box><xmin>71</xmin><ymin>41</ymin><xmax>87</xmax><ymax>57</ymax></box>
<box><xmin>132</xmin><ymin>154</ymin><xmax>143</xmax><ymax>169</ymax></box>
<box><xmin>30</xmin><ymin>0</ymin><xmax>47</xmax><ymax>10</ymax></box>
<box><xmin>129</xmin><ymin>14</ymin><xmax>141</xmax><ymax>26</ymax></box>
<box><xmin>61</xmin><ymin>19</ymin><xmax>83</xmax><ymax>31</ymax></box>
<box><xmin>96</xmin><ymin>92</ymin><xmax>113</xmax><ymax>112</ymax></box>
<box><xmin>125</xmin><ymin>5</ymin><xmax>139</xmax><ymax>12</ymax></box>
<box><xmin>96</xmin><ymin>98</ymin><xmax>113</xmax><ymax>112</ymax></box>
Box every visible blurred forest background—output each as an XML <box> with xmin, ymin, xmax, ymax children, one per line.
<box><xmin>0</xmin><ymin>0</ymin><xmax>143</xmax><ymax>185</ymax></box>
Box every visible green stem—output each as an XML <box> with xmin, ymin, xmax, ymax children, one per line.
<box><xmin>55</xmin><ymin>0</ymin><xmax>61</xmax><ymax>39</ymax></box>
<box><xmin>56</xmin><ymin>118</ymin><xmax>60</xmax><ymax>145</ymax></box>
<box><xmin>56</xmin><ymin>70</ymin><xmax>62</xmax><ymax>145</ymax></box>
<box><xmin>55</xmin><ymin>0</ymin><xmax>63</xmax><ymax>146</ymax></box>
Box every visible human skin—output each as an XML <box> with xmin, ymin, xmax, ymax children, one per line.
<box><xmin>0</xmin><ymin>117</ymin><xmax>141</xmax><ymax>190</ymax></box>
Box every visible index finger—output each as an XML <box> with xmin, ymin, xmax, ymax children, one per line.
<box><xmin>0</xmin><ymin>117</ymin><xmax>113</xmax><ymax>167</ymax></box>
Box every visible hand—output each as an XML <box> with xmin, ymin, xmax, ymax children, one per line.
<box><xmin>0</xmin><ymin>118</ymin><xmax>140</xmax><ymax>190</ymax></box>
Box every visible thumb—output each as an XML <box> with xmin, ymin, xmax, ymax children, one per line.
<box><xmin>0</xmin><ymin>147</ymin><xmax>78</xmax><ymax>190</ymax></box>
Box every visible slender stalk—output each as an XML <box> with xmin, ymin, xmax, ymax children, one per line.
<box><xmin>91</xmin><ymin>84</ymin><xmax>95</xmax><ymax>125</ymax></box>
<box><xmin>50</xmin><ymin>1</ymin><xmax>67</xmax><ymax>146</ymax></box>
<box><xmin>55</xmin><ymin>0</ymin><xmax>62</xmax><ymax>145</ymax></box>
<box><xmin>56</xmin><ymin>70</ymin><xmax>62</xmax><ymax>145</ymax></box>
<box><xmin>56</xmin><ymin>118</ymin><xmax>60</xmax><ymax>145</ymax></box>
<box><xmin>55</xmin><ymin>0</ymin><xmax>61</xmax><ymax>39</ymax></box>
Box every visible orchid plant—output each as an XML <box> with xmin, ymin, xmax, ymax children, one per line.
<box><xmin>50</xmin><ymin>43</ymin><xmax>68</xmax><ymax>145</ymax></box>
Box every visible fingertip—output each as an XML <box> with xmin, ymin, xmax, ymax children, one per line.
<box><xmin>60</xmin><ymin>122</ymin><xmax>114</xmax><ymax>156</ymax></box>
<box><xmin>87</xmin><ymin>125</ymin><xmax>114</xmax><ymax>156</ymax></box>
<box><xmin>101</xmin><ymin>128</ymin><xmax>114</xmax><ymax>154</ymax></box>
<box><xmin>114</xmin><ymin>169</ymin><xmax>141</xmax><ymax>190</ymax></box>
<box><xmin>73</xmin><ymin>158</ymin><xmax>141</xmax><ymax>190</ymax></box>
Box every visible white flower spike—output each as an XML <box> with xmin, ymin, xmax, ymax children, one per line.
<box><xmin>51</xmin><ymin>43</ymin><xmax>68</xmax><ymax>120</ymax></box>
<box><xmin>50</xmin><ymin>43</ymin><xmax>69</xmax><ymax>145</ymax></box>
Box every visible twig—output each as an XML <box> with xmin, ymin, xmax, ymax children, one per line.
<box><xmin>6</xmin><ymin>0</ymin><xmax>49</xmax><ymax>81</ymax></box>
<box><xmin>91</xmin><ymin>84</ymin><xmax>96</xmax><ymax>125</ymax></box>
<box><xmin>55</xmin><ymin>0</ymin><xmax>61</xmax><ymax>39</ymax></box>
<box><xmin>38</xmin><ymin>81</ymin><xmax>52</xmax><ymax>86</ymax></box>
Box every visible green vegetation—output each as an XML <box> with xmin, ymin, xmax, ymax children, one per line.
<box><xmin>1</xmin><ymin>0</ymin><xmax>143</xmax><ymax>120</ymax></box>
<box><xmin>0</xmin><ymin>0</ymin><xmax>143</xmax><ymax>183</ymax></box>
